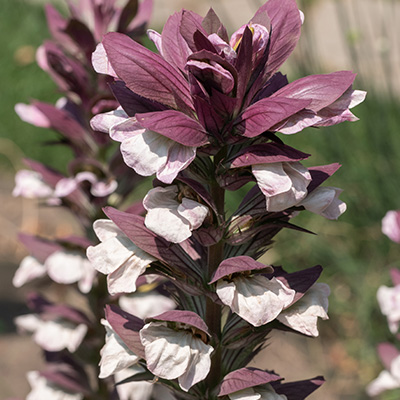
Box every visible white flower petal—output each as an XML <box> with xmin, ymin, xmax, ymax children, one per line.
<box><xmin>15</xmin><ymin>103</ymin><xmax>51</xmax><ymax>128</ymax></box>
<box><xmin>90</xmin><ymin>107</ymin><xmax>128</xmax><ymax>134</ymax></box>
<box><xmin>27</xmin><ymin>370</ymin><xmax>83</xmax><ymax>400</ymax></box>
<box><xmin>92</xmin><ymin>42</ymin><xmax>118</xmax><ymax>78</ymax></box>
<box><xmin>120</xmin><ymin>130</ymin><xmax>170</xmax><ymax>177</ymax></box>
<box><xmin>13</xmin><ymin>255</ymin><xmax>47</xmax><ymax>287</ymax></box>
<box><xmin>228</xmin><ymin>387</ymin><xmax>261</xmax><ymax>400</ymax></box>
<box><xmin>13</xmin><ymin>170</ymin><xmax>54</xmax><ymax>199</ymax></box>
<box><xmin>115</xmin><ymin>367</ymin><xmax>154</xmax><ymax>400</ymax></box>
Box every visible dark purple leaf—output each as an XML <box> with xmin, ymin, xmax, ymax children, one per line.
<box><xmin>23</xmin><ymin>158</ymin><xmax>64</xmax><ymax>187</ymax></box>
<box><xmin>18</xmin><ymin>233</ymin><xmax>61</xmax><ymax>263</ymax></box>
<box><xmin>105</xmin><ymin>304</ymin><xmax>145</xmax><ymax>358</ymax></box>
<box><xmin>219</xmin><ymin>367</ymin><xmax>281</xmax><ymax>396</ymax></box>
<box><xmin>256</xmin><ymin>0</ymin><xmax>302</xmax><ymax>78</ymax></box>
<box><xmin>33</xmin><ymin>101</ymin><xmax>91</xmax><ymax>151</ymax></box>
<box><xmin>103</xmin><ymin>32</ymin><xmax>193</xmax><ymax>113</ymax></box>
<box><xmin>210</xmin><ymin>256</ymin><xmax>273</xmax><ymax>284</ymax></box>
<box><xmin>109</xmin><ymin>81</ymin><xmax>166</xmax><ymax>117</ymax></box>
<box><xmin>193</xmin><ymin>30</ymin><xmax>218</xmax><ymax>53</ymax></box>
<box><xmin>377</xmin><ymin>342</ymin><xmax>400</xmax><ymax>370</ymax></box>
<box><xmin>307</xmin><ymin>163</ymin><xmax>341</xmax><ymax>192</ymax></box>
<box><xmin>272</xmin><ymin>376</ymin><xmax>325</xmax><ymax>400</ymax></box>
<box><xmin>192</xmin><ymin>95</ymin><xmax>224</xmax><ymax>137</ymax></box>
<box><xmin>253</xmin><ymin>72</ymin><xmax>289</xmax><ymax>102</ymax></box>
<box><xmin>127</xmin><ymin>0</ymin><xmax>153</xmax><ymax>33</ymax></box>
<box><xmin>64</xmin><ymin>19</ymin><xmax>96</xmax><ymax>60</ymax></box>
<box><xmin>235</xmin><ymin>26</ymin><xmax>253</xmax><ymax>103</ymax></box>
<box><xmin>27</xmin><ymin>293</ymin><xmax>91</xmax><ymax>325</ymax></box>
<box><xmin>180</xmin><ymin>10</ymin><xmax>207</xmax><ymax>52</ymax></box>
<box><xmin>235</xmin><ymin>97</ymin><xmax>311</xmax><ymax>138</ymax></box>
<box><xmin>268</xmin><ymin>265</ymin><xmax>323</xmax><ymax>304</ymax></box>
<box><xmin>201</xmin><ymin>8</ymin><xmax>229</xmax><ymax>42</ymax></box>
<box><xmin>272</xmin><ymin>71</ymin><xmax>356</xmax><ymax>112</ymax></box>
<box><xmin>147</xmin><ymin>310</ymin><xmax>209</xmax><ymax>335</ymax></box>
<box><xmin>176</xmin><ymin>176</ymin><xmax>217</xmax><ymax>214</ymax></box>
<box><xmin>136</xmin><ymin>110</ymin><xmax>208</xmax><ymax>146</ymax></box>
<box><xmin>161</xmin><ymin>11</ymin><xmax>193</xmax><ymax>72</ymax></box>
<box><xmin>229</xmin><ymin>143</ymin><xmax>310</xmax><ymax>168</ymax></box>
<box><xmin>118</xmin><ymin>0</ymin><xmax>138</xmax><ymax>32</ymax></box>
<box><xmin>56</xmin><ymin>235</ymin><xmax>93</xmax><ymax>249</ymax></box>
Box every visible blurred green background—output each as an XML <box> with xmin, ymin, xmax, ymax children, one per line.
<box><xmin>2</xmin><ymin>0</ymin><xmax>400</xmax><ymax>399</ymax></box>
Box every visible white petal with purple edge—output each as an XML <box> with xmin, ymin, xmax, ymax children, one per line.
<box><xmin>92</xmin><ymin>42</ymin><xmax>118</xmax><ymax>78</ymax></box>
<box><xmin>90</xmin><ymin>107</ymin><xmax>128</xmax><ymax>133</ymax></box>
<box><xmin>177</xmin><ymin>198</ymin><xmax>209</xmax><ymax>230</ymax></box>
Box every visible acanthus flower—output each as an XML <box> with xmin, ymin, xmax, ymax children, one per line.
<box><xmin>143</xmin><ymin>185</ymin><xmax>209</xmax><ymax>243</ymax></box>
<box><xmin>139</xmin><ymin>311</ymin><xmax>213</xmax><ymax>392</ymax></box>
<box><xmin>86</xmin><ymin>219</ymin><xmax>156</xmax><ymax>295</ymax></box>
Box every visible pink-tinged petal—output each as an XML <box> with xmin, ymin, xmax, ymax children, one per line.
<box><xmin>236</xmin><ymin>98</ymin><xmax>310</xmax><ymax>138</ymax></box>
<box><xmin>147</xmin><ymin>29</ymin><xmax>163</xmax><ymax>55</ymax></box>
<box><xmin>217</xmin><ymin>275</ymin><xmax>295</xmax><ymax>327</ymax></box>
<box><xmin>110</xmin><ymin>117</ymin><xmax>145</xmax><ymax>142</ymax></box>
<box><xmin>300</xmin><ymin>187</ymin><xmax>346</xmax><ymax>220</ymax></box>
<box><xmin>140</xmin><ymin>321</ymin><xmax>213</xmax><ymax>391</ymax></box>
<box><xmin>13</xmin><ymin>256</ymin><xmax>47</xmax><ymax>287</ymax></box>
<box><xmin>273</xmin><ymin>109</ymin><xmax>321</xmax><ymax>135</ymax></box>
<box><xmin>313</xmin><ymin>89</ymin><xmax>367</xmax><ymax>127</ymax></box>
<box><xmin>15</xmin><ymin>103</ymin><xmax>51</xmax><ymax>128</ymax></box>
<box><xmin>136</xmin><ymin>110</ymin><xmax>208</xmax><ymax>147</ymax></box>
<box><xmin>120</xmin><ymin>130</ymin><xmax>170</xmax><ymax>178</ymax></box>
<box><xmin>92</xmin><ymin>42</ymin><xmax>118</xmax><ymax>78</ymax></box>
<box><xmin>91</xmin><ymin>179</ymin><xmax>118</xmax><ymax>197</ymax></box>
<box><xmin>54</xmin><ymin>177</ymin><xmax>79</xmax><ymax>198</ymax></box>
<box><xmin>208</xmin><ymin>33</ymin><xmax>236</xmax><ymax>62</ymax></box>
<box><xmin>157</xmin><ymin>143</ymin><xmax>196</xmax><ymax>184</ymax></box>
<box><xmin>252</xmin><ymin>162</ymin><xmax>311</xmax><ymax>211</ymax></box>
<box><xmin>119</xmin><ymin>293</ymin><xmax>176</xmax><ymax>320</ymax></box>
<box><xmin>161</xmin><ymin>11</ymin><xmax>192</xmax><ymax>71</ymax></box>
<box><xmin>382</xmin><ymin>210</ymin><xmax>400</xmax><ymax>243</ymax></box>
<box><xmin>99</xmin><ymin>319</ymin><xmax>140</xmax><ymax>379</ymax></box>
<box><xmin>377</xmin><ymin>285</ymin><xmax>400</xmax><ymax>334</ymax></box>
<box><xmin>366</xmin><ymin>370</ymin><xmax>400</xmax><ymax>397</ymax></box>
<box><xmin>103</xmin><ymin>32</ymin><xmax>193</xmax><ymax>112</ymax></box>
<box><xmin>378</xmin><ymin>343</ymin><xmax>400</xmax><ymax>372</ymax></box>
<box><xmin>90</xmin><ymin>107</ymin><xmax>129</xmax><ymax>134</ymax></box>
<box><xmin>13</xmin><ymin>170</ymin><xmax>54</xmax><ymax>199</ymax></box>
<box><xmin>272</xmin><ymin>71</ymin><xmax>356</xmax><ymax>112</ymax></box>
<box><xmin>277</xmin><ymin>283</ymin><xmax>330</xmax><ymax>337</ymax></box>
<box><xmin>177</xmin><ymin>198</ymin><xmax>209</xmax><ymax>230</ymax></box>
